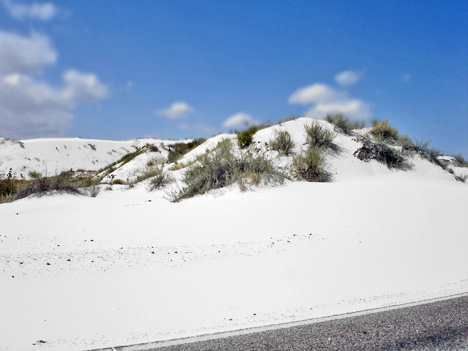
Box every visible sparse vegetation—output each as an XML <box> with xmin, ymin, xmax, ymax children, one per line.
<box><xmin>304</xmin><ymin>121</ymin><xmax>340</xmax><ymax>154</ymax></box>
<box><xmin>14</xmin><ymin>172</ymin><xmax>81</xmax><ymax>200</ymax></box>
<box><xmin>172</xmin><ymin>139</ymin><xmax>287</xmax><ymax>202</ymax></box>
<box><xmin>324</xmin><ymin>113</ymin><xmax>366</xmax><ymax>135</ymax></box>
<box><xmin>167</xmin><ymin>139</ymin><xmax>206</xmax><ymax>163</ymax></box>
<box><xmin>368</xmin><ymin>119</ymin><xmax>399</xmax><ymax>142</ymax></box>
<box><xmin>292</xmin><ymin>147</ymin><xmax>331</xmax><ymax>182</ymax></box>
<box><xmin>236</xmin><ymin>125</ymin><xmax>267</xmax><ymax>149</ymax></box>
<box><xmin>112</xmin><ymin>179</ymin><xmax>125</xmax><ymax>185</ymax></box>
<box><xmin>354</xmin><ymin>138</ymin><xmax>411</xmax><ymax>170</ymax></box>
<box><xmin>0</xmin><ymin>169</ymin><xmax>17</xmax><ymax>201</ymax></box>
<box><xmin>28</xmin><ymin>171</ymin><xmax>42</xmax><ymax>179</ymax></box>
<box><xmin>148</xmin><ymin>172</ymin><xmax>173</xmax><ymax>191</ymax></box>
<box><xmin>269</xmin><ymin>130</ymin><xmax>295</xmax><ymax>155</ymax></box>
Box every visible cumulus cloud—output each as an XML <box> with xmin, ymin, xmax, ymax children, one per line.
<box><xmin>2</xmin><ymin>0</ymin><xmax>58</xmax><ymax>21</ymax></box>
<box><xmin>289</xmin><ymin>83</ymin><xmax>372</xmax><ymax>120</ymax></box>
<box><xmin>222</xmin><ymin>112</ymin><xmax>260</xmax><ymax>129</ymax></box>
<box><xmin>0</xmin><ymin>30</ymin><xmax>57</xmax><ymax>75</ymax></box>
<box><xmin>0</xmin><ymin>30</ymin><xmax>108</xmax><ymax>139</ymax></box>
<box><xmin>156</xmin><ymin>102</ymin><xmax>193</xmax><ymax>119</ymax></box>
<box><xmin>335</xmin><ymin>70</ymin><xmax>363</xmax><ymax>86</ymax></box>
<box><xmin>0</xmin><ymin>71</ymin><xmax>108</xmax><ymax>138</ymax></box>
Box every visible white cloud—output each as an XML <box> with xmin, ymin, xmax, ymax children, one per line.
<box><xmin>0</xmin><ymin>71</ymin><xmax>108</xmax><ymax>138</ymax></box>
<box><xmin>156</xmin><ymin>102</ymin><xmax>193</xmax><ymax>120</ymax></box>
<box><xmin>0</xmin><ymin>30</ymin><xmax>108</xmax><ymax>139</ymax></box>
<box><xmin>2</xmin><ymin>0</ymin><xmax>58</xmax><ymax>21</ymax></box>
<box><xmin>288</xmin><ymin>83</ymin><xmax>343</xmax><ymax>104</ymax></box>
<box><xmin>335</xmin><ymin>70</ymin><xmax>363</xmax><ymax>86</ymax></box>
<box><xmin>0</xmin><ymin>30</ymin><xmax>57</xmax><ymax>75</ymax></box>
<box><xmin>289</xmin><ymin>83</ymin><xmax>372</xmax><ymax>120</ymax></box>
<box><xmin>222</xmin><ymin>112</ymin><xmax>260</xmax><ymax>129</ymax></box>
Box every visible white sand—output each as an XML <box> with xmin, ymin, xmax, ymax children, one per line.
<box><xmin>1</xmin><ymin>118</ymin><xmax>467</xmax><ymax>350</ymax></box>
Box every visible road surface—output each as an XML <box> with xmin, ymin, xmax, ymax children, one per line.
<box><xmin>93</xmin><ymin>294</ymin><xmax>468</xmax><ymax>351</ymax></box>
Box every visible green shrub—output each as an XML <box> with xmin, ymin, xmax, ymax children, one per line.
<box><xmin>236</xmin><ymin>125</ymin><xmax>266</xmax><ymax>149</ymax></box>
<box><xmin>112</xmin><ymin>179</ymin><xmax>125</xmax><ymax>185</ymax></box>
<box><xmin>0</xmin><ymin>179</ymin><xmax>17</xmax><ymax>201</ymax></box>
<box><xmin>269</xmin><ymin>130</ymin><xmax>295</xmax><ymax>155</ymax></box>
<box><xmin>396</xmin><ymin>134</ymin><xmax>414</xmax><ymax>148</ymax></box>
<box><xmin>148</xmin><ymin>172</ymin><xmax>173</xmax><ymax>191</ymax></box>
<box><xmin>14</xmin><ymin>172</ymin><xmax>81</xmax><ymax>200</ymax></box>
<box><xmin>292</xmin><ymin>147</ymin><xmax>331</xmax><ymax>182</ymax></box>
<box><xmin>369</xmin><ymin>120</ymin><xmax>399</xmax><ymax>142</ymax></box>
<box><xmin>304</xmin><ymin>121</ymin><xmax>340</xmax><ymax>154</ymax></box>
<box><xmin>147</xmin><ymin>144</ymin><xmax>159</xmax><ymax>152</ymax></box>
<box><xmin>354</xmin><ymin>138</ymin><xmax>410</xmax><ymax>170</ymax></box>
<box><xmin>28</xmin><ymin>171</ymin><xmax>42</xmax><ymax>179</ymax></box>
<box><xmin>324</xmin><ymin>113</ymin><xmax>365</xmax><ymax>135</ymax></box>
<box><xmin>172</xmin><ymin>139</ymin><xmax>287</xmax><ymax>202</ymax></box>
<box><xmin>167</xmin><ymin>139</ymin><xmax>206</xmax><ymax>163</ymax></box>
<box><xmin>135</xmin><ymin>166</ymin><xmax>163</xmax><ymax>183</ymax></box>
<box><xmin>402</xmin><ymin>139</ymin><xmax>444</xmax><ymax>168</ymax></box>
<box><xmin>451</xmin><ymin>153</ymin><xmax>468</xmax><ymax>167</ymax></box>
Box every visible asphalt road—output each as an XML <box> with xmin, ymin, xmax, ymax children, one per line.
<box><xmin>95</xmin><ymin>295</ymin><xmax>468</xmax><ymax>351</ymax></box>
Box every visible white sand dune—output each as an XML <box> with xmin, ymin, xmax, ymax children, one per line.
<box><xmin>1</xmin><ymin>118</ymin><xmax>467</xmax><ymax>350</ymax></box>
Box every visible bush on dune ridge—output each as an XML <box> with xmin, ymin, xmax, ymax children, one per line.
<box><xmin>171</xmin><ymin>139</ymin><xmax>287</xmax><ymax>202</ymax></box>
<box><xmin>304</xmin><ymin>121</ymin><xmax>341</xmax><ymax>154</ymax></box>
<box><xmin>269</xmin><ymin>130</ymin><xmax>295</xmax><ymax>156</ymax></box>
<box><xmin>324</xmin><ymin>113</ymin><xmax>366</xmax><ymax>135</ymax></box>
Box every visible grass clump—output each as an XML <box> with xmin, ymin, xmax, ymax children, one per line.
<box><xmin>167</xmin><ymin>139</ymin><xmax>206</xmax><ymax>163</ymax></box>
<box><xmin>269</xmin><ymin>130</ymin><xmax>295</xmax><ymax>155</ymax></box>
<box><xmin>172</xmin><ymin>139</ymin><xmax>287</xmax><ymax>202</ymax></box>
<box><xmin>368</xmin><ymin>119</ymin><xmax>399</xmax><ymax>142</ymax></box>
<box><xmin>304</xmin><ymin>121</ymin><xmax>340</xmax><ymax>154</ymax></box>
<box><xmin>324</xmin><ymin>113</ymin><xmax>365</xmax><ymax>135</ymax></box>
<box><xmin>292</xmin><ymin>147</ymin><xmax>331</xmax><ymax>182</ymax></box>
<box><xmin>148</xmin><ymin>172</ymin><xmax>173</xmax><ymax>191</ymax></box>
<box><xmin>236</xmin><ymin>125</ymin><xmax>267</xmax><ymax>149</ymax></box>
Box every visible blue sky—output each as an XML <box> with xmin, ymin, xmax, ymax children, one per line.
<box><xmin>0</xmin><ymin>0</ymin><xmax>467</xmax><ymax>157</ymax></box>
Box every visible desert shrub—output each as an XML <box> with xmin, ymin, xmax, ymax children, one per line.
<box><xmin>76</xmin><ymin>176</ymin><xmax>95</xmax><ymax>188</ymax></box>
<box><xmin>112</xmin><ymin>179</ymin><xmax>125</xmax><ymax>185</ymax></box>
<box><xmin>85</xmin><ymin>183</ymin><xmax>101</xmax><ymax>197</ymax></box>
<box><xmin>451</xmin><ymin>153</ymin><xmax>468</xmax><ymax>167</ymax></box>
<box><xmin>14</xmin><ymin>172</ymin><xmax>81</xmax><ymax>200</ymax></box>
<box><xmin>396</xmin><ymin>134</ymin><xmax>414</xmax><ymax>148</ymax></box>
<box><xmin>28</xmin><ymin>171</ymin><xmax>42</xmax><ymax>179</ymax></box>
<box><xmin>146</xmin><ymin>157</ymin><xmax>164</xmax><ymax>167</ymax></box>
<box><xmin>147</xmin><ymin>144</ymin><xmax>159</xmax><ymax>152</ymax></box>
<box><xmin>354</xmin><ymin>138</ymin><xmax>410</xmax><ymax>170</ymax></box>
<box><xmin>135</xmin><ymin>166</ymin><xmax>163</xmax><ymax>183</ymax></box>
<box><xmin>148</xmin><ymin>172</ymin><xmax>173</xmax><ymax>191</ymax></box>
<box><xmin>172</xmin><ymin>139</ymin><xmax>287</xmax><ymax>202</ymax></box>
<box><xmin>167</xmin><ymin>139</ymin><xmax>206</xmax><ymax>163</ymax></box>
<box><xmin>324</xmin><ymin>113</ymin><xmax>365</xmax><ymax>135</ymax></box>
<box><xmin>0</xmin><ymin>170</ymin><xmax>17</xmax><ymax>200</ymax></box>
<box><xmin>402</xmin><ymin>139</ymin><xmax>444</xmax><ymax>168</ymax></box>
<box><xmin>304</xmin><ymin>122</ymin><xmax>340</xmax><ymax>154</ymax></box>
<box><xmin>368</xmin><ymin>120</ymin><xmax>399</xmax><ymax>142</ymax></box>
<box><xmin>236</xmin><ymin>125</ymin><xmax>266</xmax><ymax>149</ymax></box>
<box><xmin>269</xmin><ymin>130</ymin><xmax>295</xmax><ymax>155</ymax></box>
<box><xmin>292</xmin><ymin>147</ymin><xmax>331</xmax><ymax>182</ymax></box>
